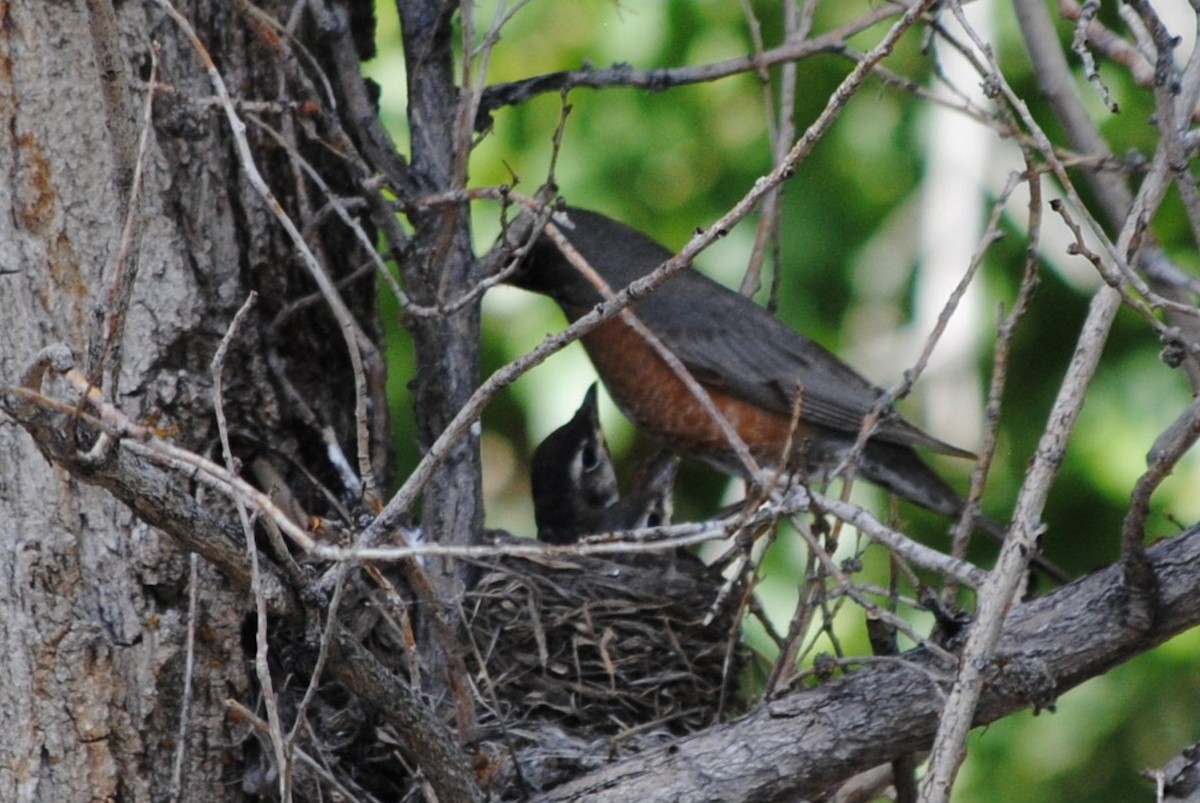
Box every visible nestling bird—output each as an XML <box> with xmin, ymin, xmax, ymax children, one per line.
<box><xmin>597</xmin><ymin>448</ymin><xmax>679</xmax><ymax>533</ymax></box>
<box><xmin>511</xmin><ymin>206</ymin><xmax>984</xmax><ymax>526</ymax></box>
<box><xmin>530</xmin><ymin>383</ymin><xmax>620</xmax><ymax>544</ymax></box>
<box><xmin>531</xmin><ymin>382</ymin><xmax>682</xmax><ymax>542</ymax></box>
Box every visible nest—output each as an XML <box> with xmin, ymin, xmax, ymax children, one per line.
<box><xmin>247</xmin><ymin>534</ymin><xmax>745</xmax><ymax>801</ymax></box>
<box><xmin>464</xmin><ymin>536</ymin><xmax>744</xmax><ymax>794</ymax></box>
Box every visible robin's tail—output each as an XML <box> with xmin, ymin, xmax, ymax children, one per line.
<box><xmin>857</xmin><ymin>440</ymin><xmax>1069</xmax><ymax>583</ymax></box>
<box><xmin>857</xmin><ymin>439</ymin><xmax>967</xmax><ymax>519</ymax></box>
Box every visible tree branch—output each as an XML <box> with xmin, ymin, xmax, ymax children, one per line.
<box><xmin>473</xmin><ymin>4</ymin><xmax>899</xmax><ymax>131</ymax></box>
<box><xmin>536</xmin><ymin>524</ymin><xmax>1200</xmax><ymax>802</ymax></box>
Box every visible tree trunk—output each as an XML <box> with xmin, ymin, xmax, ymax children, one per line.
<box><xmin>0</xmin><ymin>1</ymin><xmax>379</xmax><ymax>798</ymax></box>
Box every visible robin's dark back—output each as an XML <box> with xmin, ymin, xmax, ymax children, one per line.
<box><xmin>513</xmin><ymin>207</ymin><xmax>970</xmax><ymax>458</ymax></box>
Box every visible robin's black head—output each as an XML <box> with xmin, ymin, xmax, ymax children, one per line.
<box><xmin>530</xmin><ymin>383</ymin><xmax>620</xmax><ymax>544</ymax></box>
<box><xmin>509</xmin><ymin>207</ymin><xmax>676</xmax><ymax>313</ymax></box>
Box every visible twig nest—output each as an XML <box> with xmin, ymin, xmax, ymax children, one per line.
<box><xmin>248</xmin><ymin>532</ymin><xmax>745</xmax><ymax>800</ymax></box>
<box><xmin>465</xmin><ymin>531</ymin><xmax>745</xmax><ymax>795</ymax></box>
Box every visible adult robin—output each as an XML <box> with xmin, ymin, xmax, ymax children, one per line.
<box><xmin>511</xmin><ymin>206</ymin><xmax>990</xmax><ymax>531</ymax></box>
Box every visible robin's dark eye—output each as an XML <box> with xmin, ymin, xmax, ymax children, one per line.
<box><xmin>580</xmin><ymin>443</ymin><xmax>599</xmax><ymax>471</ymax></box>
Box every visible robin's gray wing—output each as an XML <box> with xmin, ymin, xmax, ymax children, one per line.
<box><xmin>634</xmin><ymin>271</ymin><xmax>973</xmax><ymax>457</ymax></box>
<box><xmin>543</xmin><ymin>207</ymin><xmax>972</xmax><ymax>457</ymax></box>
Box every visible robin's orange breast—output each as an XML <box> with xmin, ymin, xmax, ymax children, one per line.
<box><xmin>581</xmin><ymin>313</ymin><xmax>805</xmax><ymax>468</ymax></box>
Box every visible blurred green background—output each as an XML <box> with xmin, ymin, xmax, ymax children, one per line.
<box><xmin>365</xmin><ymin>2</ymin><xmax>1200</xmax><ymax>799</ymax></box>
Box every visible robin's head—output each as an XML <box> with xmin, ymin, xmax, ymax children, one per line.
<box><xmin>509</xmin><ymin>207</ymin><xmax>676</xmax><ymax>313</ymax></box>
<box><xmin>530</xmin><ymin>383</ymin><xmax>620</xmax><ymax>544</ymax></box>
<box><xmin>598</xmin><ymin>450</ymin><xmax>678</xmax><ymax>532</ymax></box>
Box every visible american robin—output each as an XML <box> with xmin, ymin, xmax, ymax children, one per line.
<box><xmin>530</xmin><ymin>383</ymin><xmax>620</xmax><ymax>544</ymax></box>
<box><xmin>511</xmin><ymin>206</ymin><xmax>985</xmax><ymax>527</ymax></box>
<box><xmin>532</xmin><ymin>383</ymin><xmax>681</xmax><ymax>542</ymax></box>
<box><xmin>596</xmin><ymin>449</ymin><xmax>679</xmax><ymax>533</ymax></box>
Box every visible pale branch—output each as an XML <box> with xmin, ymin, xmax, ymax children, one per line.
<box><xmin>918</xmin><ymin>0</ymin><xmax>1198</xmax><ymax>787</ymax></box>
<box><xmin>168</xmin><ymin>554</ymin><xmax>201</xmax><ymax>803</ymax></box>
<box><xmin>944</xmin><ymin>157</ymin><xmax>1046</xmax><ymax>601</ymax></box>
<box><xmin>921</xmin><ymin>284</ymin><xmax>1120</xmax><ymax>801</ymax></box>
<box><xmin>1014</xmin><ymin>0</ymin><xmax>1200</xmax><ymax>386</ymax></box>
<box><xmin>84</xmin><ymin>0</ymin><xmax>147</xmax><ymax>391</ymax></box>
<box><xmin>1058</xmin><ymin>0</ymin><xmax>1156</xmax><ymax>88</ymax></box>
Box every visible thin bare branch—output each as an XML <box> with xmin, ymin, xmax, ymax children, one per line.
<box><xmin>474</xmin><ymin>3</ymin><xmax>901</xmax><ymax>130</ymax></box>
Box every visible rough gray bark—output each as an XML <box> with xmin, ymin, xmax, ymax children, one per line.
<box><xmin>0</xmin><ymin>1</ymin><xmax>386</xmax><ymax>799</ymax></box>
<box><xmin>397</xmin><ymin>0</ymin><xmax>484</xmax><ymax>697</ymax></box>
<box><xmin>2</xmin><ymin>3</ymin><xmax>240</xmax><ymax>799</ymax></box>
